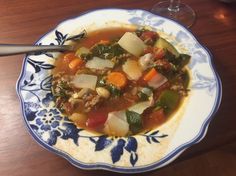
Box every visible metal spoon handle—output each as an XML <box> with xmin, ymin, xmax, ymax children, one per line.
<box><xmin>0</xmin><ymin>44</ymin><xmax>73</xmax><ymax>56</ymax></box>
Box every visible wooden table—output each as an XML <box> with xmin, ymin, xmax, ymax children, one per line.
<box><xmin>0</xmin><ymin>0</ymin><xmax>235</xmax><ymax>175</ymax></box>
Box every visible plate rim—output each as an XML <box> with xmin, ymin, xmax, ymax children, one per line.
<box><xmin>16</xmin><ymin>8</ymin><xmax>222</xmax><ymax>173</ymax></box>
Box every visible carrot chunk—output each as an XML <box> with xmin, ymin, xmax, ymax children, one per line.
<box><xmin>143</xmin><ymin>68</ymin><xmax>158</xmax><ymax>82</ymax></box>
<box><xmin>69</xmin><ymin>58</ymin><xmax>84</xmax><ymax>71</ymax></box>
<box><xmin>63</xmin><ymin>52</ymin><xmax>76</xmax><ymax>63</ymax></box>
<box><xmin>107</xmin><ymin>72</ymin><xmax>127</xmax><ymax>89</ymax></box>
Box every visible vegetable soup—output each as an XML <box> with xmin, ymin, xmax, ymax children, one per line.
<box><xmin>52</xmin><ymin>27</ymin><xmax>190</xmax><ymax>136</ymax></box>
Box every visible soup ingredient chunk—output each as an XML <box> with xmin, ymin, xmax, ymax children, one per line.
<box><xmin>155</xmin><ymin>90</ymin><xmax>180</xmax><ymax>114</ymax></box>
<box><xmin>118</xmin><ymin>32</ymin><xmax>146</xmax><ymax>57</ymax></box>
<box><xmin>71</xmin><ymin>74</ymin><xmax>97</xmax><ymax>90</ymax></box>
<box><xmin>69</xmin><ymin>58</ymin><xmax>84</xmax><ymax>70</ymax></box>
<box><xmin>86</xmin><ymin>112</ymin><xmax>108</xmax><ymax>128</ymax></box>
<box><xmin>107</xmin><ymin>72</ymin><xmax>127</xmax><ymax>89</ymax></box>
<box><xmin>122</xmin><ymin>59</ymin><xmax>142</xmax><ymax>80</ymax></box>
<box><xmin>96</xmin><ymin>87</ymin><xmax>110</xmax><ymax>99</ymax></box>
<box><xmin>144</xmin><ymin>68</ymin><xmax>168</xmax><ymax>89</ymax></box>
<box><xmin>104</xmin><ymin>111</ymin><xmax>129</xmax><ymax>136</ymax></box>
<box><xmin>85</xmin><ymin>57</ymin><xmax>115</xmax><ymax>70</ymax></box>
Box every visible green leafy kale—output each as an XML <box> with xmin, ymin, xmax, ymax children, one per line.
<box><xmin>91</xmin><ymin>43</ymin><xmax>126</xmax><ymax>59</ymax></box>
<box><xmin>108</xmin><ymin>85</ymin><xmax>121</xmax><ymax>97</ymax></box>
<box><xmin>164</xmin><ymin>50</ymin><xmax>191</xmax><ymax>70</ymax></box>
<box><xmin>126</xmin><ymin>110</ymin><xmax>142</xmax><ymax>133</ymax></box>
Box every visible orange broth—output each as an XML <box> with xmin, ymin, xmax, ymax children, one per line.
<box><xmin>52</xmin><ymin>27</ymin><xmax>188</xmax><ymax>135</ymax></box>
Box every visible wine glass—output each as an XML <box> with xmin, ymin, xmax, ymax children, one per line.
<box><xmin>151</xmin><ymin>0</ymin><xmax>196</xmax><ymax>28</ymax></box>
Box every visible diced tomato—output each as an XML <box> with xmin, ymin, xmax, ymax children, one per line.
<box><xmin>153</xmin><ymin>48</ymin><xmax>165</xmax><ymax>59</ymax></box>
<box><xmin>141</xmin><ymin>31</ymin><xmax>158</xmax><ymax>41</ymax></box>
<box><xmin>86</xmin><ymin>111</ymin><xmax>108</xmax><ymax>128</ymax></box>
<box><xmin>143</xmin><ymin>46</ymin><xmax>153</xmax><ymax>54</ymax></box>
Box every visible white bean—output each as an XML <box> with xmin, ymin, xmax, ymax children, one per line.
<box><xmin>96</xmin><ymin>87</ymin><xmax>110</xmax><ymax>99</ymax></box>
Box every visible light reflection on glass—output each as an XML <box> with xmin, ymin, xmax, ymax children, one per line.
<box><xmin>214</xmin><ymin>9</ymin><xmax>230</xmax><ymax>26</ymax></box>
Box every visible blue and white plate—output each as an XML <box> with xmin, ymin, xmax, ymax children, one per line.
<box><xmin>16</xmin><ymin>9</ymin><xmax>222</xmax><ymax>173</ymax></box>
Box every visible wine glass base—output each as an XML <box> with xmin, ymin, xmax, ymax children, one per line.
<box><xmin>151</xmin><ymin>1</ymin><xmax>196</xmax><ymax>28</ymax></box>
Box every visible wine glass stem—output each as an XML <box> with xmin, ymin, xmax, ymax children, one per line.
<box><xmin>168</xmin><ymin>0</ymin><xmax>180</xmax><ymax>12</ymax></box>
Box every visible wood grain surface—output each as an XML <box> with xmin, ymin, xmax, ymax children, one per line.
<box><xmin>0</xmin><ymin>0</ymin><xmax>235</xmax><ymax>175</ymax></box>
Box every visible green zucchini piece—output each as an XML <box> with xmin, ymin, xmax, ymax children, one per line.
<box><xmin>155</xmin><ymin>37</ymin><xmax>179</xmax><ymax>57</ymax></box>
<box><xmin>182</xmin><ymin>70</ymin><xmax>190</xmax><ymax>89</ymax></box>
<box><xmin>178</xmin><ymin>54</ymin><xmax>191</xmax><ymax>69</ymax></box>
<box><xmin>156</xmin><ymin>90</ymin><xmax>180</xmax><ymax>114</ymax></box>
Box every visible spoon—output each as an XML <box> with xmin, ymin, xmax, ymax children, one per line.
<box><xmin>0</xmin><ymin>30</ymin><xmax>87</xmax><ymax>56</ymax></box>
<box><xmin>0</xmin><ymin>44</ymin><xmax>74</xmax><ymax>56</ymax></box>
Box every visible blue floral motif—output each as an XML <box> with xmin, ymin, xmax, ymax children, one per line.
<box><xmin>87</xmin><ymin>132</ymin><xmax>166</xmax><ymax>166</ymax></box>
<box><xmin>20</xmin><ymin>74</ymin><xmax>52</xmax><ymax>102</ymax></box>
<box><xmin>111</xmin><ymin>138</ymin><xmax>126</xmax><ymax>164</ymax></box>
<box><xmin>192</xmin><ymin>71</ymin><xmax>216</xmax><ymax>96</ymax></box>
<box><xmin>47</xmin><ymin>130</ymin><xmax>61</xmax><ymax>146</ymax></box>
<box><xmin>36</xmin><ymin>108</ymin><xmax>61</xmax><ymax>131</ymax></box>
<box><xmin>176</xmin><ymin>31</ymin><xmax>190</xmax><ymax>42</ymax></box>
<box><xmin>128</xmin><ymin>10</ymin><xmax>165</xmax><ymax>28</ymax></box>
<box><xmin>27</xmin><ymin>58</ymin><xmax>55</xmax><ymax>73</ymax></box>
<box><xmin>189</xmin><ymin>50</ymin><xmax>207</xmax><ymax>68</ymax></box>
<box><xmin>40</xmin><ymin>75</ymin><xmax>52</xmax><ymax>91</ymax></box>
<box><xmin>142</xmin><ymin>130</ymin><xmax>168</xmax><ymax>144</ymax></box>
<box><xmin>34</xmin><ymin>111</ymin><xmax>84</xmax><ymax>146</ymax></box>
<box><xmin>89</xmin><ymin>135</ymin><xmax>113</xmax><ymax>151</ymax></box>
<box><xmin>42</xmin><ymin>93</ymin><xmax>54</xmax><ymax>107</ymax></box>
<box><xmin>125</xmin><ymin>137</ymin><xmax>138</xmax><ymax>166</ymax></box>
<box><xmin>24</xmin><ymin>102</ymin><xmax>40</xmax><ymax>121</ymax></box>
<box><xmin>55</xmin><ymin>30</ymin><xmax>68</xmax><ymax>45</ymax></box>
<box><xmin>24</xmin><ymin>90</ymin><xmax>85</xmax><ymax>146</ymax></box>
<box><xmin>125</xmin><ymin>137</ymin><xmax>137</xmax><ymax>153</ymax></box>
<box><xmin>59</xmin><ymin>121</ymin><xmax>83</xmax><ymax>145</ymax></box>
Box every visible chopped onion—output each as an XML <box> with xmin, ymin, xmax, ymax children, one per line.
<box><xmin>128</xmin><ymin>101</ymin><xmax>152</xmax><ymax>114</ymax></box>
<box><xmin>122</xmin><ymin>59</ymin><xmax>142</xmax><ymax>80</ymax></box>
<box><xmin>139</xmin><ymin>53</ymin><xmax>154</xmax><ymax>70</ymax></box>
<box><xmin>108</xmin><ymin>111</ymin><xmax>127</xmax><ymax>122</ymax></box>
<box><xmin>118</xmin><ymin>32</ymin><xmax>146</xmax><ymax>57</ymax></box>
<box><xmin>85</xmin><ymin>57</ymin><xmax>114</xmax><ymax>70</ymax></box>
<box><xmin>96</xmin><ymin>87</ymin><xmax>110</xmax><ymax>99</ymax></box>
<box><xmin>104</xmin><ymin>111</ymin><xmax>129</xmax><ymax>136</ymax></box>
<box><xmin>71</xmin><ymin>74</ymin><xmax>97</xmax><ymax>90</ymax></box>
<box><xmin>148</xmin><ymin>73</ymin><xmax>168</xmax><ymax>89</ymax></box>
